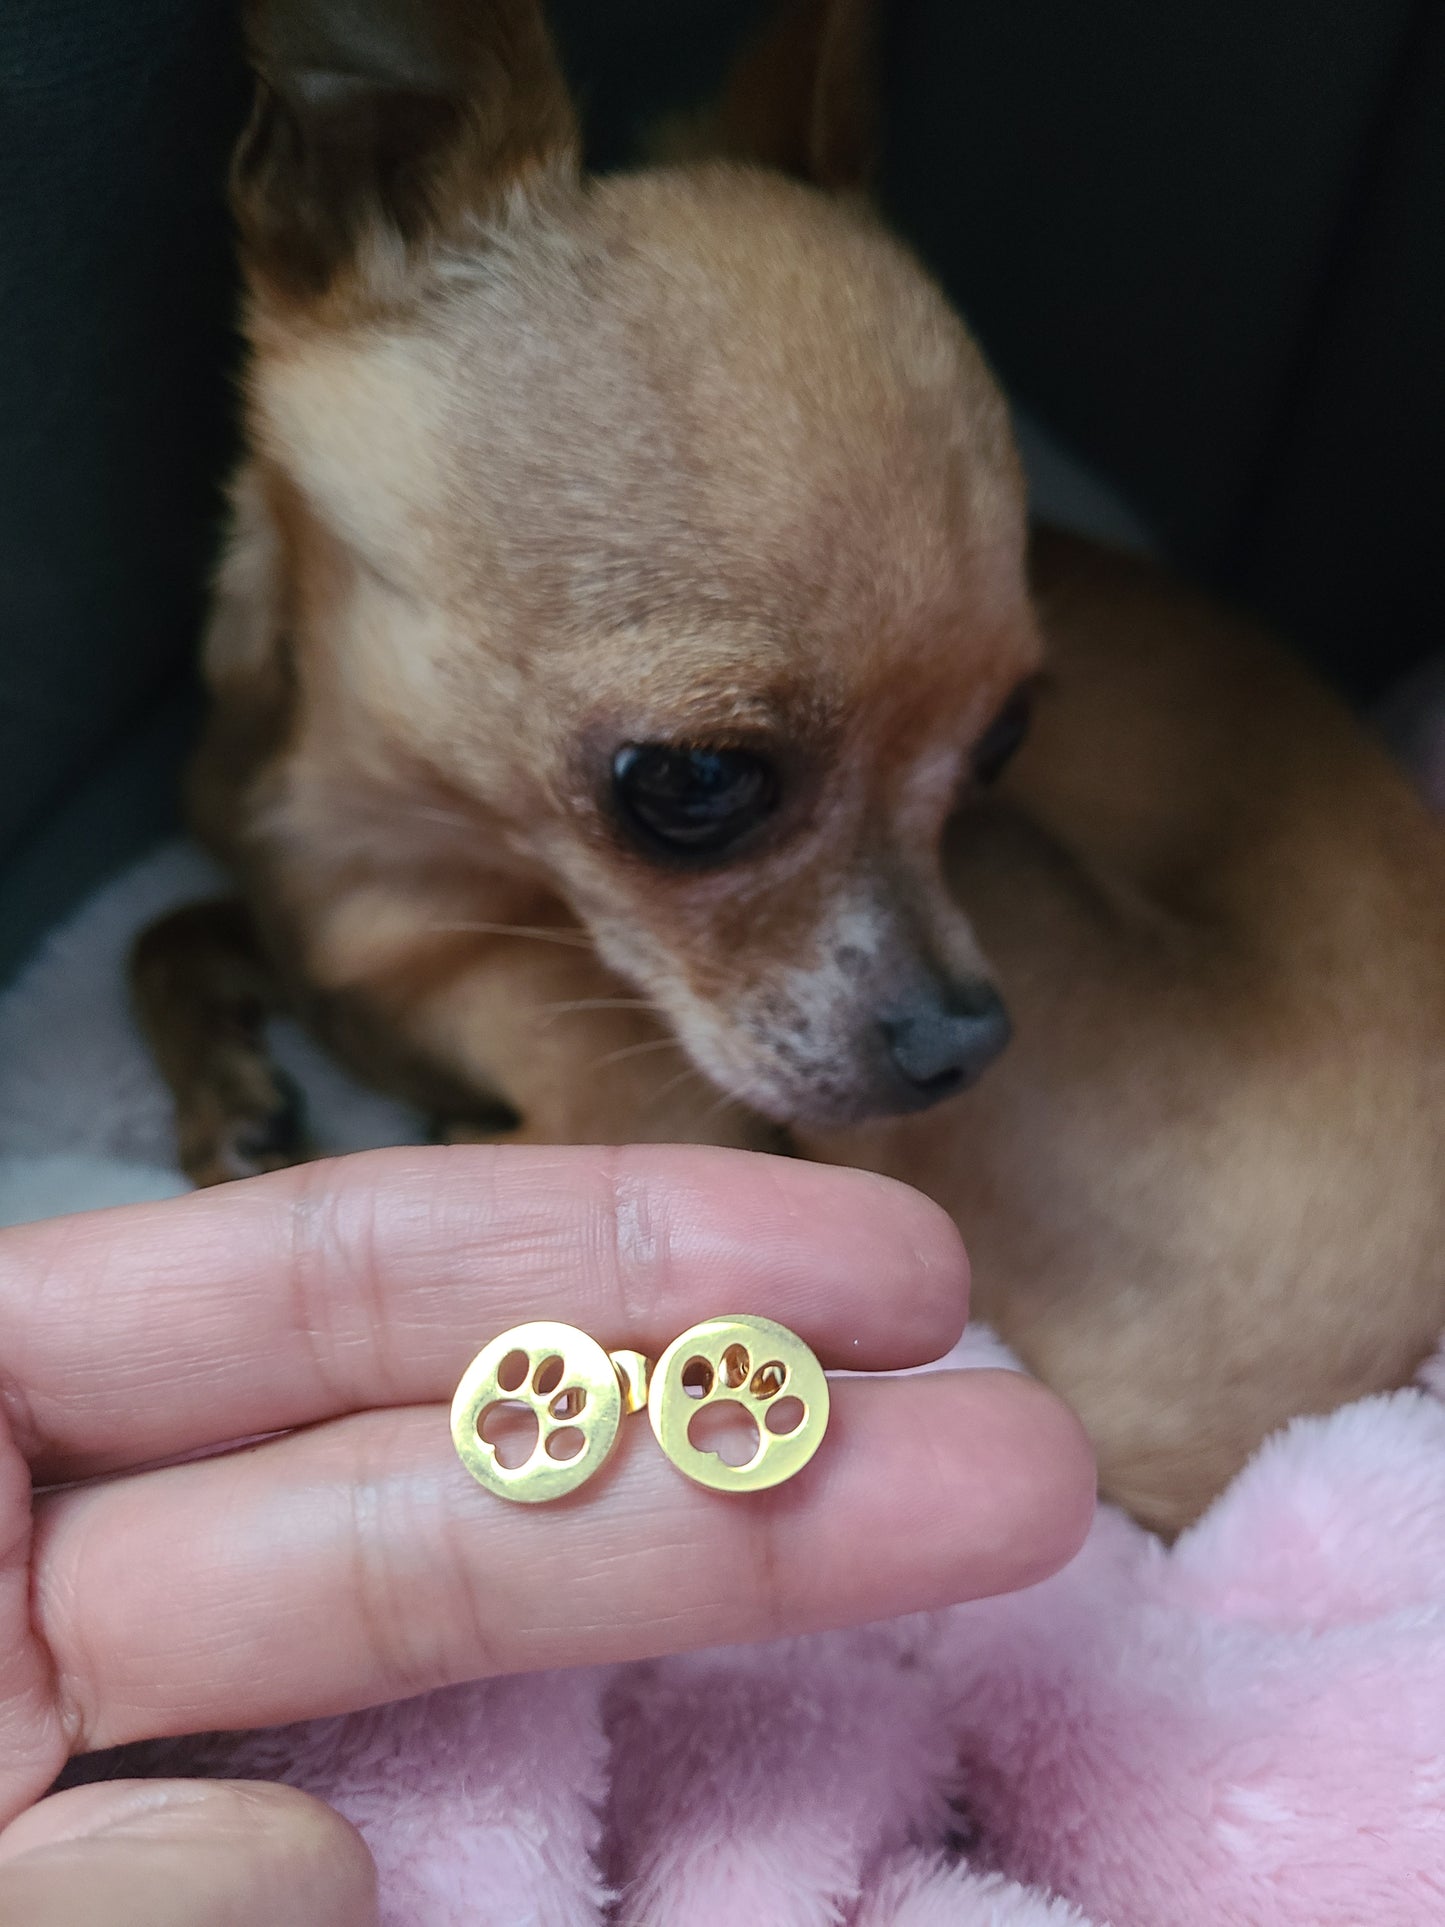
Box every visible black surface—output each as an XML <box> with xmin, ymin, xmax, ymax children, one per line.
<box><xmin>0</xmin><ymin>0</ymin><xmax>245</xmax><ymax>874</ymax></box>
<box><xmin>2</xmin><ymin>0</ymin><xmax>1442</xmax><ymax>974</ymax></box>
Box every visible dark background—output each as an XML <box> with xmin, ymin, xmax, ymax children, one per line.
<box><xmin>2</xmin><ymin>0</ymin><xmax>1442</xmax><ymax>978</ymax></box>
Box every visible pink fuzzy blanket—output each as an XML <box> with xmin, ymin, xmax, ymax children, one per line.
<box><xmin>84</xmin><ymin>1326</ymin><xmax>1445</xmax><ymax>1925</ymax></box>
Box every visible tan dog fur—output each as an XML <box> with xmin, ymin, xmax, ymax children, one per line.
<box><xmin>133</xmin><ymin>0</ymin><xmax>1445</xmax><ymax>1533</ymax></box>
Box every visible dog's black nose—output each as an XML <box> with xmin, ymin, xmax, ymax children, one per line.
<box><xmin>878</xmin><ymin>982</ymin><xmax>1011</xmax><ymax>1107</ymax></box>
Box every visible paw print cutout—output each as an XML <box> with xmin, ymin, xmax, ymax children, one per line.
<box><xmin>648</xmin><ymin>1315</ymin><xmax>830</xmax><ymax>1493</ymax></box>
<box><xmin>452</xmin><ymin>1315</ymin><xmax>829</xmax><ymax>1502</ymax></box>
<box><xmin>451</xmin><ymin>1321</ymin><xmax>623</xmax><ymax>1502</ymax></box>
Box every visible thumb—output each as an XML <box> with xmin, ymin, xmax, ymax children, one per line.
<box><xmin>0</xmin><ymin>1779</ymin><xmax>377</xmax><ymax>1927</ymax></box>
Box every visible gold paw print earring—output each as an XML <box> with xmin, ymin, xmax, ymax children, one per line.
<box><xmin>451</xmin><ymin>1314</ymin><xmax>829</xmax><ymax>1502</ymax></box>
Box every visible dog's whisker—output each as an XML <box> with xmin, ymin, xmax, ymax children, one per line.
<box><xmin>649</xmin><ymin>1060</ymin><xmax>717</xmax><ymax>1108</ymax></box>
<box><xmin>405</xmin><ymin>803</ymin><xmax>471</xmax><ymax>829</ymax></box>
<box><xmin>591</xmin><ymin>1036</ymin><xmax>687</xmax><ymax>1072</ymax></box>
<box><xmin>700</xmin><ymin>1084</ymin><xmax>749</xmax><ymax>1128</ymax></box>
<box><xmin>532</xmin><ymin>997</ymin><xmax>659</xmax><ymax>1027</ymax></box>
<box><xmin>426</xmin><ymin>920</ymin><xmax>594</xmax><ymax>950</ymax></box>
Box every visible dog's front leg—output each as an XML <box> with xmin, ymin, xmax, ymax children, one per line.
<box><xmin>295</xmin><ymin>893</ymin><xmax>780</xmax><ymax>1155</ymax></box>
<box><xmin>415</xmin><ymin>962</ymin><xmax>779</xmax><ymax>1152</ymax></box>
<box><xmin>132</xmin><ymin>898</ymin><xmax>308</xmax><ymax>1187</ymax></box>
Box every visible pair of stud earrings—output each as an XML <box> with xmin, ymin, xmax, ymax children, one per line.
<box><xmin>451</xmin><ymin>1313</ymin><xmax>829</xmax><ymax>1502</ymax></box>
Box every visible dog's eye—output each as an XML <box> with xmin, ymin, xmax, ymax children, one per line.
<box><xmin>971</xmin><ymin>683</ymin><xmax>1034</xmax><ymax>786</ymax></box>
<box><xmin>611</xmin><ymin>744</ymin><xmax>779</xmax><ymax>861</ymax></box>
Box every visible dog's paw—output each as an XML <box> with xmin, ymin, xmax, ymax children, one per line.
<box><xmin>432</xmin><ymin>1102</ymin><xmax>524</xmax><ymax>1148</ymax></box>
<box><xmin>179</xmin><ymin>1058</ymin><xmax>308</xmax><ymax>1187</ymax></box>
<box><xmin>434</xmin><ymin>1109</ymin><xmax>789</xmax><ymax>1154</ymax></box>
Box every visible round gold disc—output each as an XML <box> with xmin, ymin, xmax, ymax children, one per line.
<box><xmin>647</xmin><ymin>1314</ymin><xmax>829</xmax><ymax>1494</ymax></box>
<box><xmin>451</xmin><ymin>1320</ymin><xmax>623</xmax><ymax>1502</ymax></box>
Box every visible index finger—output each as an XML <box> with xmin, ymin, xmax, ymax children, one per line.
<box><xmin>0</xmin><ymin>1144</ymin><xmax>967</xmax><ymax>1483</ymax></box>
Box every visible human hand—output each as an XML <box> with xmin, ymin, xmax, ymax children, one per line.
<box><xmin>0</xmin><ymin>1144</ymin><xmax>1092</xmax><ymax>1920</ymax></box>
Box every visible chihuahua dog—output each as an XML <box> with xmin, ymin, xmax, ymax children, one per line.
<box><xmin>134</xmin><ymin>0</ymin><xmax>1445</xmax><ymax>1532</ymax></box>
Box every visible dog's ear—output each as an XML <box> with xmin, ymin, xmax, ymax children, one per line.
<box><xmin>689</xmin><ymin>0</ymin><xmax>881</xmax><ymax>193</ymax></box>
<box><xmin>234</xmin><ymin>0</ymin><xmax>579</xmax><ymax>303</ymax></box>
